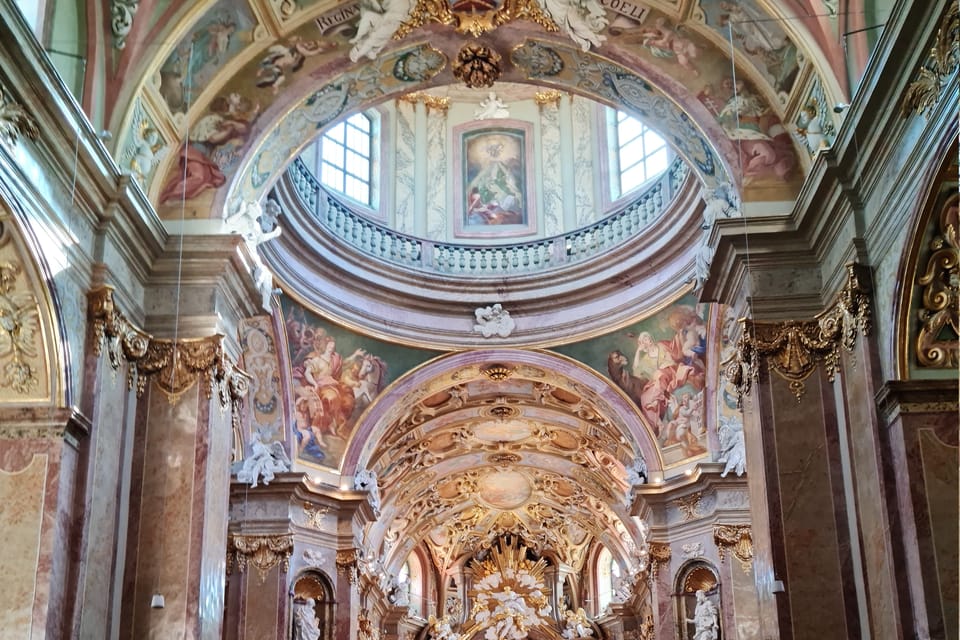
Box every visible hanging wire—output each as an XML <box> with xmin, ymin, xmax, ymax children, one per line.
<box><xmin>153</xmin><ymin>41</ymin><xmax>195</xmax><ymax>603</ymax></box>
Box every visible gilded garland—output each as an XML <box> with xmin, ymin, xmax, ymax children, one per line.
<box><xmin>227</xmin><ymin>533</ymin><xmax>293</xmax><ymax>583</ymax></box>
<box><xmin>723</xmin><ymin>263</ymin><xmax>872</xmax><ymax>403</ymax></box>
<box><xmin>713</xmin><ymin>525</ymin><xmax>754</xmax><ymax>574</ymax></box>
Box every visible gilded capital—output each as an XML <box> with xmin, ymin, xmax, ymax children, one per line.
<box><xmin>227</xmin><ymin>533</ymin><xmax>293</xmax><ymax>583</ymax></box>
<box><xmin>713</xmin><ymin>524</ymin><xmax>753</xmax><ymax>574</ymax></box>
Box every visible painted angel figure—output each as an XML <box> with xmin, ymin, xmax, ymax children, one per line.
<box><xmin>124</xmin><ymin>124</ymin><xmax>165</xmax><ymax>186</ymax></box>
<box><xmin>349</xmin><ymin>0</ymin><xmax>414</xmax><ymax>62</ymax></box>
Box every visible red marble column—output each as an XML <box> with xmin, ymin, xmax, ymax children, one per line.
<box><xmin>877</xmin><ymin>381</ymin><xmax>958</xmax><ymax>640</ymax></box>
<box><xmin>741</xmin><ymin>363</ymin><xmax>863</xmax><ymax>640</ymax></box>
<box><xmin>119</xmin><ymin>362</ymin><xmax>239</xmax><ymax>639</ymax></box>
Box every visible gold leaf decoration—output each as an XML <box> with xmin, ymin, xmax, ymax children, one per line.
<box><xmin>87</xmin><ymin>286</ymin><xmax>250</xmax><ymax>428</ymax></box>
<box><xmin>647</xmin><ymin>541</ymin><xmax>671</xmax><ymax>578</ymax></box>
<box><xmin>903</xmin><ymin>2</ymin><xmax>959</xmax><ymax>116</ymax></box>
<box><xmin>674</xmin><ymin>492</ymin><xmax>703</xmax><ymax>521</ymax></box>
<box><xmin>713</xmin><ymin>525</ymin><xmax>754</xmax><ymax>574</ymax></box>
<box><xmin>916</xmin><ymin>193</ymin><xmax>959</xmax><ymax>367</ymax></box>
<box><xmin>0</xmin><ymin>259</ymin><xmax>40</xmax><ymax>394</ymax></box>
<box><xmin>227</xmin><ymin>533</ymin><xmax>293</xmax><ymax>583</ymax></box>
<box><xmin>723</xmin><ymin>263</ymin><xmax>872</xmax><ymax>403</ymax></box>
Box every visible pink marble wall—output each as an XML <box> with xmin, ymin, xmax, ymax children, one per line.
<box><xmin>0</xmin><ymin>411</ymin><xmax>83</xmax><ymax>640</ymax></box>
<box><xmin>837</xmin><ymin>343</ymin><xmax>902</xmax><ymax>636</ymax></box>
<box><xmin>74</xmin><ymin>357</ymin><xmax>137</xmax><ymax>638</ymax></box>
<box><xmin>918</xmin><ymin>428</ymin><xmax>958</xmax><ymax>640</ymax></box>
<box><xmin>198</xmin><ymin>396</ymin><xmax>233</xmax><ymax>638</ymax></box>
<box><xmin>0</xmin><ymin>449</ymin><xmax>49</xmax><ymax>636</ymax></box>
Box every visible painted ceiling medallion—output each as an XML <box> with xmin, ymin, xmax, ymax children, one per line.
<box><xmin>477</xmin><ymin>470</ymin><xmax>532</xmax><ymax>509</ymax></box>
<box><xmin>452</xmin><ymin>43</ymin><xmax>502</xmax><ymax>88</ymax></box>
<box><xmin>485</xmin><ymin>403</ymin><xmax>520</xmax><ymax>420</ymax></box>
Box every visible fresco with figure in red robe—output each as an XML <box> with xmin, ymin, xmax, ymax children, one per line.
<box><xmin>552</xmin><ymin>295</ymin><xmax>709</xmax><ymax>466</ymax></box>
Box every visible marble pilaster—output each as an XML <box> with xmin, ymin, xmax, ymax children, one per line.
<box><xmin>0</xmin><ymin>408</ymin><xmax>89</xmax><ymax>639</ymax></box>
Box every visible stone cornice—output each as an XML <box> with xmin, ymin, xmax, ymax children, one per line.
<box><xmin>875</xmin><ymin>380</ymin><xmax>960</xmax><ymax>424</ymax></box>
<box><xmin>723</xmin><ymin>263</ymin><xmax>872</xmax><ymax>404</ymax></box>
<box><xmin>701</xmin><ymin>0</ymin><xmax>956</xmax><ymax>311</ymax></box>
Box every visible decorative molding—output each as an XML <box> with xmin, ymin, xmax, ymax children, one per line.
<box><xmin>227</xmin><ymin>533</ymin><xmax>293</xmax><ymax>583</ymax></box>
<box><xmin>647</xmin><ymin>542</ymin><xmax>671</xmax><ymax>578</ymax></box>
<box><xmin>0</xmin><ymin>85</ymin><xmax>39</xmax><ymax>148</ymax></box>
<box><xmin>0</xmin><ymin>425</ymin><xmax>66</xmax><ymax>440</ymax></box>
<box><xmin>0</xmin><ymin>259</ymin><xmax>40</xmax><ymax>394</ymax></box>
<box><xmin>713</xmin><ymin>525</ymin><xmax>753</xmax><ymax>574</ymax></box>
<box><xmin>674</xmin><ymin>492</ymin><xmax>703</xmax><ymax>521</ymax></box>
<box><xmin>452</xmin><ymin>44</ymin><xmax>501</xmax><ymax>89</ymax></box>
<box><xmin>302</xmin><ymin>502</ymin><xmax>330</xmax><ymax>529</ymax></box>
<box><xmin>915</xmin><ymin>194</ymin><xmax>959</xmax><ymax>368</ymax></box>
<box><xmin>88</xmin><ymin>287</ymin><xmax>250</xmax><ymax>428</ymax></box>
<box><xmin>903</xmin><ymin>2</ymin><xmax>959</xmax><ymax>116</ymax></box>
<box><xmin>110</xmin><ymin>0</ymin><xmax>140</xmax><ymax>49</ymax></box>
<box><xmin>480</xmin><ymin>363</ymin><xmax>514</xmax><ymax>381</ymax></box>
<box><xmin>723</xmin><ymin>263</ymin><xmax>872</xmax><ymax>403</ymax></box>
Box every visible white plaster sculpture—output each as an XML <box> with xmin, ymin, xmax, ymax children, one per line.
<box><xmin>225</xmin><ymin>198</ymin><xmax>282</xmax><ymax>247</ymax></box>
<box><xmin>302</xmin><ymin>548</ymin><xmax>325</xmax><ymax>567</ymax></box>
<box><xmin>561</xmin><ymin>608</ymin><xmax>595</xmax><ymax>639</ymax></box>
<box><xmin>687</xmin><ymin>590</ymin><xmax>719</xmax><ymax>640</ymax></box>
<box><xmin>353</xmin><ymin>468</ymin><xmax>382</xmax><ymax>515</ymax></box>
<box><xmin>626</xmin><ymin>454</ymin><xmax>648</xmax><ymax>486</ymax></box>
<box><xmin>236</xmin><ymin>432</ymin><xmax>290</xmax><ymax>488</ymax></box>
<box><xmin>682</xmin><ymin>542</ymin><xmax>705</xmax><ymax>559</ymax></box>
<box><xmin>718</xmin><ymin>416</ymin><xmax>746</xmax><ymax>477</ymax></box>
<box><xmin>349</xmin><ymin>0</ymin><xmax>413</xmax><ymax>62</ymax></box>
<box><xmin>293</xmin><ymin>598</ymin><xmax>322</xmax><ymax>640</ymax></box>
<box><xmin>536</xmin><ymin>0</ymin><xmax>608</xmax><ymax>51</ymax></box>
<box><xmin>473</xmin><ymin>304</ymin><xmax>515</xmax><ymax>338</ymax></box>
<box><xmin>474</xmin><ymin>92</ymin><xmax>510</xmax><ymax>120</ymax></box>
<box><xmin>701</xmin><ymin>182</ymin><xmax>740</xmax><ymax>229</ymax></box>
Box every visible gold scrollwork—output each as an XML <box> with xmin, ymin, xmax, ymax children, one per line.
<box><xmin>227</xmin><ymin>533</ymin><xmax>293</xmax><ymax>583</ymax></box>
<box><xmin>0</xmin><ymin>259</ymin><xmax>40</xmax><ymax>394</ymax></box>
<box><xmin>336</xmin><ymin>548</ymin><xmax>360</xmax><ymax>584</ymax></box>
<box><xmin>713</xmin><ymin>525</ymin><xmax>754</xmax><ymax>574</ymax></box>
<box><xmin>534</xmin><ymin>90</ymin><xmax>563</xmax><ymax>108</ymax></box>
<box><xmin>674</xmin><ymin>492</ymin><xmax>703</xmax><ymax>521</ymax></box>
<box><xmin>87</xmin><ymin>286</ymin><xmax>250</xmax><ymax>428</ymax></box>
<box><xmin>647</xmin><ymin>541</ymin><xmax>671</xmax><ymax>578</ymax></box>
<box><xmin>397</xmin><ymin>0</ymin><xmax>555</xmax><ymax>38</ymax></box>
<box><xmin>723</xmin><ymin>263</ymin><xmax>872</xmax><ymax>403</ymax></box>
<box><xmin>398</xmin><ymin>92</ymin><xmax>451</xmax><ymax>112</ymax></box>
<box><xmin>0</xmin><ymin>84</ymin><xmax>39</xmax><ymax>147</ymax></box>
<box><xmin>903</xmin><ymin>2</ymin><xmax>959</xmax><ymax>116</ymax></box>
<box><xmin>916</xmin><ymin>194</ymin><xmax>959</xmax><ymax>368</ymax></box>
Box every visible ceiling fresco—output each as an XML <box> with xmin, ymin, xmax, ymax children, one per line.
<box><xmin>107</xmin><ymin>0</ymin><xmax>850</xmax><ymax>218</ymax></box>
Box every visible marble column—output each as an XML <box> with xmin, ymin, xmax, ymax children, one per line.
<box><xmin>0</xmin><ymin>408</ymin><xmax>88</xmax><ymax>639</ymax></box>
<box><xmin>112</xmin><ymin>236</ymin><xmax>259</xmax><ymax>640</ymax></box>
<box><xmin>877</xmin><ymin>381</ymin><xmax>958</xmax><ymax>640</ymax></box>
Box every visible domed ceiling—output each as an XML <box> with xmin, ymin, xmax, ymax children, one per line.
<box><xmin>107</xmin><ymin>0</ymin><xmax>855</xmax><ymax>578</ymax></box>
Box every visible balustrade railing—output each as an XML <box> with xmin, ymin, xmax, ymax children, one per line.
<box><xmin>287</xmin><ymin>157</ymin><xmax>688</xmax><ymax>276</ymax></box>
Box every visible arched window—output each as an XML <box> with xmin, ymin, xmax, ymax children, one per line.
<box><xmin>596</xmin><ymin>546</ymin><xmax>620</xmax><ymax>613</ymax></box>
<box><xmin>399</xmin><ymin>553</ymin><xmax>425</xmax><ymax>618</ymax></box>
<box><xmin>606</xmin><ymin>108</ymin><xmax>670</xmax><ymax>201</ymax></box>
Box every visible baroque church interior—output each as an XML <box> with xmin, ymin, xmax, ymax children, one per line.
<box><xmin>0</xmin><ymin>0</ymin><xmax>956</xmax><ymax>638</ymax></box>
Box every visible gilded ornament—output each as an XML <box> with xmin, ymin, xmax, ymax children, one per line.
<box><xmin>674</xmin><ymin>492</ymin><xmax>702</xmax><ymax>521</ymax></box>
<box><xmin>903</xmin><ymin>2</ymin><xmax>959</xmax><ymax>116</ymax></box>
<box><xmin>0</xmin><ymin>85</ymin><xmax>39</xmax><ymax>148</ymax></box>
<box><xmin>534</xmin><ymin>89</ymin><xmax>563</xmax><ymax>108</ymax></box>
<box><xmin>87</xmin><ymin>287</ymin><xmax>250</xmax><ymax>429</ymax></box>
<box><xmin>0</xmin><ymin>259</ymin><xmax>40</xmax><ymax>394</ymax></box>
<box><xmin>397</xmin><ymin>0</ymin><xmax>555</xmax><ymax>38</ymax></box>
<box><xmin>452</xmin><ymin>44</ymin><xmax>502</xmax><ymax>89</ymax></box>
<box><xmin>336</xmin><ymin>548</ymin><xmax>360</xmax><ymax>583</ymax></box>
<box><xmin>647</xmin><ymin>541</ymin><xmax>671</xmax><ymax>577</ymax></box>
<box><xmin>723</xmin><ymin>264</ymin><xmax>872</xmax><ymax>403</ymax></box>
<box><xmin>916</xmin><ymin>195</ymin><xmax>959</xmax><ymax>367</ymax></box>
<box><xmin>227</xmin><ymin>533</ymin><xmax>293</xmax><ymax>583</ymax></box>
<box><xmin>481</xmin><ymin>363</ymin><xmax>514</xmax><ymax>381</ymax></box>
<box><xmin>399</xmin><ymin>92</ymin><xmax>451</xmax><ymax>112</ymax></box>
<box><xmin>713</xmin><ymin>525</ymin><xmax>754</xmax><ymax>574</ymax></box>
<box><xmin>303</xmin><ymin>502</ymin><xmax>331</xmax><ymax>529</ymax></box>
